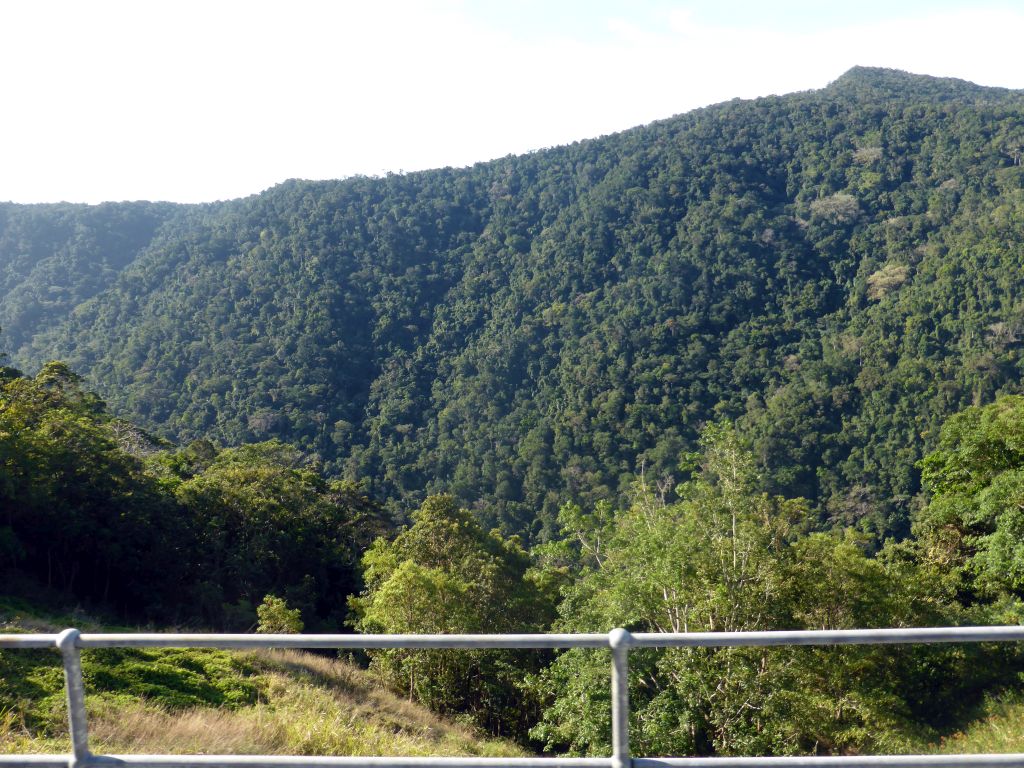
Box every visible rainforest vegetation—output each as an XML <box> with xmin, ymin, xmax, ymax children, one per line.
<box><xmin>2</xmin><ymin>67</ymin><xmax>1022</xmax><ymax>540</ymax></box>
<box><xmin>5</xmin><ymin>67</ymin><xmax>1024</xmax><ymax>755</ymax></box>
<box><xmin>5</xmin><ymin>358</ymin><xmax>1024</xmax><ymax>753</ymax></box>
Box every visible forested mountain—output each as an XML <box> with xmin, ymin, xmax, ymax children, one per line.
<box><xmin>0</xmin><ymin>201</ymin><xmax>179</xmax><ymax>351</ymax></box>
<box><xmin>5</xmin><ymin>66</ymin><xmax>1024</xmax><ymax>540</ymax></box>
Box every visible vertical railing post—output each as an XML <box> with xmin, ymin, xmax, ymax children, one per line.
<box><xmin>56</xmin><ymin>628</ymin><xmax>90</xmax><ymax>768</ymax></box>
<box><xmin>609</xmin><ymin>628</ymin><xmax>632</xmax><ymax>768</ymax></box>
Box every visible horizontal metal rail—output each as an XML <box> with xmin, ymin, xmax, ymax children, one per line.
<box><xmin>8</xmin><ymin>625</ymin><xmax>1024</xmax><ymax>650</ymax></box>
<box><xmin>0</xmin><ymin>632</ymin><xmax>610</xmax><ymax>650</ymax></box>
<box><xmin>2</xmin><ymin>626</ymin><xmax>1024</xmax><ymax>768</ymax></box>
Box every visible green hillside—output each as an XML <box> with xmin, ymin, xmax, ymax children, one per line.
<box><xmin>0</xmin><ymin>202</ymin><xmax>180</xmax><ymax>353</ymax></box>
<box><xmin>4</xmin><ymin>67</ymin><xmax>1024</xmax><ymax>540</ymax></box>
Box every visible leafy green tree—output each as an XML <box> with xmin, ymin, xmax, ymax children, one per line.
<box><xmin>530</xmin><ymin>424</ymin><xmax>953</xmax><ymax>757</ymax></box>
<box><xmin>914</xmin><ymin>395</ymin><xmax>1024</xmax><ymax>610</ymax></box>
<box><xmin>0</xmin><ymin>361</ymin><xmax>187</xmax><ymax>615</ymax></box>
<box><xmin>172</xmin><ymin>441</ymin><xmax>387</xmax><ymax>629</ymax></box>
<box><xmin>257</xmin><ymin>594</ymin><xmax>304</xmax><ymax>633</ymax></box>
<box><xmin>351</xmin><ymin>494</ymin><xmax>554</xmax><ymax>739</ymax></box>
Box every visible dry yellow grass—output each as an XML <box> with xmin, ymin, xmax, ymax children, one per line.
<box><xmin>1</xmin><ymin>648</ymin><xmax>523</xmax><ymax>758</ymax></box>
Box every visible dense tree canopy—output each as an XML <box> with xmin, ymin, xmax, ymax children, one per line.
<box><xmin>3</xmin><ymin>69</ymin><xmax>1024</xmax><ymax>541</ymax></box>
<box><xmin>529</xmin><ymin>424</ymin><xmax>1001</xmax><ymax>756</ymax></box>
<box><xmin>3</xmin><ymin>356</ymin><xmax>1023</xmax><ymax>753</ymax></box>
<box><xmin>913</xmin><ymin>395</ymin><xmax>1024</xmax><ymax>612</ymax></box>
<box><xmin>0</xmin><ymin>362</ymin><xmax>388</xmax><ymax>628</ymax></box>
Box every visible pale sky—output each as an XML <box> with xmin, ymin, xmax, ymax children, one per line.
<box><xmin>1</xmin><ymin>0</ymin><xmax>1022</xmax><ymax>204</ymax></box>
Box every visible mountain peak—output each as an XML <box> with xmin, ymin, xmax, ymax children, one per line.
<box><xmin>827</xmin><ymin>66</ymin><xmax>1015</xmax><ymax>101</ymax></box>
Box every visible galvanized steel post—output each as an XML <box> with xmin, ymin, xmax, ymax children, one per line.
<box><xmin>609</xmin><ymin>628</ymin><xmax>632</xmax><ymax>768</ymax></box>
<box><xmin>55</xmin><ymin>628</ymin><xmax>90</xmax><ymax>768</ymax></box>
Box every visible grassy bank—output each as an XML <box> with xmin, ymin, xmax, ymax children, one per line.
<box><xmin>930</xmin><ymin>693</ymin><xmax>1024</xmax><ymax>755</ymax></box>
<box><xmin>5</xmin><ymin>599</ymin><xmax>1024</xmax><ymax>758</ymax></box>
<box><xmin>0</xmin><ymin>604</ymin><xmax>522</xmax><ymax>757</ymax></box>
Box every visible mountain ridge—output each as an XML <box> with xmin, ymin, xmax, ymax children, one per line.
<box><xmin>4</xmin><ymin>68</ymin><xmax>1024</xmax><ymax>539</ymax></box>
<box><xmin>826</xmin><ymin>66</ymin><xmax>1019</xmax><ymax>98</ymax></box>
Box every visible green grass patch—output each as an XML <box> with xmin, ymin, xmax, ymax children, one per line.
<box><xmin>931</xmin><ymin>691</ymin><xmax>1024</xmax><ymax>754</ymax></box>
<box><xmin>1</xmin><ymin>606</ymin><xmax>523</xmax><ymax>758</ymax></box>
<box><xmin>0</xmin><ymin>648</ymin><xmax>66</xmax><ymax>736</ymax></box>
<box><xmin>0</xmin><ymin>645</ymin><xmax>262</xmax><ymax>738</ymax></box>
<box><xmin>83</xmin><ymin>648</ymin><xmax>261</xmax><ymax>710</ymax></box>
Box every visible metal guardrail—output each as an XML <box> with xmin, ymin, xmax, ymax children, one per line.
<box><xmin>3</xmin><ymin>627</ymin><xmax>1024</xmax><ymax>768</ymax></box>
